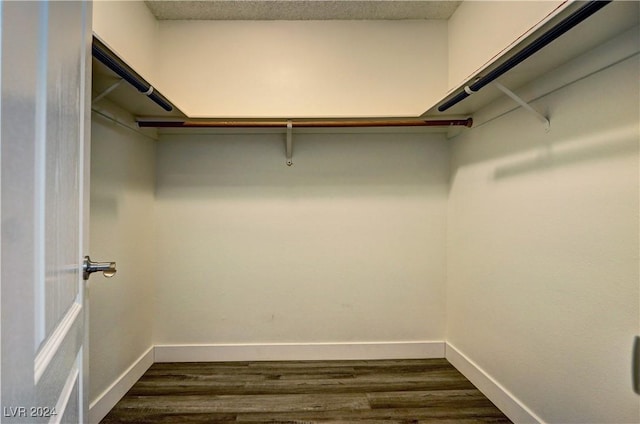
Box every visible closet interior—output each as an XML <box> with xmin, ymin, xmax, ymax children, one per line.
<box><xmin>88</xmin><ymin>1</ymin><xmax>640</xmax><ymax>423</ymax></box>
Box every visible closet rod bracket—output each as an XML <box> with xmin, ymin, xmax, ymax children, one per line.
<box><xmin>494</xmin><ymin>82</ymin><xmax>550</xmax><ymax>132</ymax></box>
<box><xmin>285</xmin><ymin>120</ymin><xmax>293</xmax><ymax>166</ymax></box>
<box><xmin>92</xmin><ymin>78</ymin><xmax>124</xmax><ymax>105</ymax></box>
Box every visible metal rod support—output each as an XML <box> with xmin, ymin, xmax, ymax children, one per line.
<box><xmin>286</xmin><ymin>120</ymin><xmax>293</xmax><ymax>166</ymax></box>
<box><xmin>634</xmin><ymin>336</ymin><xmax>640</xmax><ymax>395</ymax></box>
<box><xmin>494</xmin><ymin>82</ymin><xmax>550</xmax><ymax>131</ymax></box>
<box><xmin>92</xmin><ymin>79</ymin><xmax>124</xmax><ymax>104</ymax></box>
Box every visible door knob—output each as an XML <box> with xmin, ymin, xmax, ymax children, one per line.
<box><xmin>83</xmin><ymin>256</ymin><xmax>117</xmax><ymax>280</ymax></box>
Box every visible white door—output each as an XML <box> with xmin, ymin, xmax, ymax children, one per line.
<box><xmin>1</xmin><ymin>1</ymin><xmax>92</xmax><ymax>423</ymax></box>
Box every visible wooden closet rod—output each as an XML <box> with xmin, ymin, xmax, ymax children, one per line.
<box><xmin>137</xmin><ymin>118</ymin><xmax>473</xmax><ymax>129</ymax></box>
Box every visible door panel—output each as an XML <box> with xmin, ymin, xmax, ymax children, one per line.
<box><xmin>1</xmin><ymin>1</ymin><xmax>91</xmax><ymax>423</ymax></box>
<box><xmin>42</xmin><ymin>0</ymin><xmax>83</xmax><ymax>346</ymax></box>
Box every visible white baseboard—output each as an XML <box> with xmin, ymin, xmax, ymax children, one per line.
<box><xmin>88</xmin><ymin>346</ymin><xmax>154</xmax><ymax>424</ymax></box>
<box><xmin>445</xmin><ymin>343</ymin><xmax>544</xmax><ymax>424</ymax></box>
<box><xmin>154</xmin><ymin>341</ymin><xmax>445</xmax><ymax>362</ymax></box>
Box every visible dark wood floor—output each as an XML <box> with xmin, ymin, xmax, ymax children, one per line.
<box><xmin>101</xmin><ymin>358</ymin><xmax>512</xmax><ymax>423</ymax></box>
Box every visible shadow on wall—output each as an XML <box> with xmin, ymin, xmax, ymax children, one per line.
<box><xmin>494</xmin><ymin>123</ymin><xmax>638</xmax><ymax>179</ymax></box>
<box><xmin>91</xmin><ymin>113</ymin><xmax>156</xmax><ymax>223</ymax></box>
<box><xmin>450</xmin><ymin>54</ymin><xmax>639</xmax><ymax>178</ymax></box>
<box><xmin>451</xmin><ymin>108</ymin><xmax>639</xmax><ymax>178</ymax></box>
<box><xmin>92</xmin><ymin>113</ymin><xmax>157</xmax><ymax>192</ymax></box>
<box><xmin>155</xmin><ymin>132</ymin><xmax>450</xmax><ymax>198</ymax></box>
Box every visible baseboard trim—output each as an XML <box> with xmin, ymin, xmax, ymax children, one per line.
<box><xmin>154</xmin><ymin>341</ymin><xmax>445</xmax><ymax>362</ymax></box>
<box><xmin>445</xmin><ymin>343</ymin><xmax>545</xmax><ymax>424</ymax></box>
<box><xmin>88</xmin><ymin>346</ymin><xmax>154</xmax><ymax>424</ymax></box>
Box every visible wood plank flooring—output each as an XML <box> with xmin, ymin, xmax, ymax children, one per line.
<box><xmin>101</xmin><ymin>359</ymin><xmax>512</xmax><ymax>423</ymax></box>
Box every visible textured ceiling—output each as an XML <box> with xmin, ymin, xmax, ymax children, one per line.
<box><xmin>145</xmin><ymin>1</ymin><xmax>462</xmax><ymax>20</ymax></box>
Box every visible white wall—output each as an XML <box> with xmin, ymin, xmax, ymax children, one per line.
<box><xmin>157</xmin><ymin>20</ymin><xmax>447</xmax><ymax>118</ymax></box>
<box><xmin>89</xmin><ymin>110</ymin><xmax>156</xmax><ymax>406</ymax></box>
<box><xmin>92</xmin><ymin>3</ymin><xmax>450</xmax><ymax>117</ymax></box>
<box><xmin>447</xmin><ymin>1</ymin><xmax>564</xmax><ymax>91</ymax></box>
<box><xmin>446</xmin><ymin>51</ymin><xmax>639</xmax><ymax>423</ymax></box>
<box><xmin>153</xmin><ymin>131</ymin><xmax>449</xmax><ymax>346</ymax></box>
